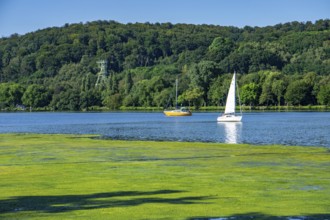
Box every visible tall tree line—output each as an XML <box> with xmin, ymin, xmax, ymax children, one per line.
<box><xmin>0</xmin><ymin>19</ymin><xmax>329</xmax><ymax>110</ymax></box>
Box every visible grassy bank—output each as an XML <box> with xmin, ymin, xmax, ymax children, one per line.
<box><xmin>0</xmin><ymin>134</ymin><xmax>329</xmax><ymax>219</ymax></box>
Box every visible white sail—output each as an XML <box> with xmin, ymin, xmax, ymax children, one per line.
<box><xmin>224</xmin><ymin>72</ymin><xmax>236</xmax><ymax>114</ymax></box>
<box><xmin>217</xmin><ymin>71</ymin><xmax>242</xmax><ymax>122</ymax></box>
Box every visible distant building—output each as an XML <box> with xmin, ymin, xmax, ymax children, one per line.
<box><xmin>15</xmin><ymin>104</ymin><xmax>26</xmax><ymax>111</ymax></box>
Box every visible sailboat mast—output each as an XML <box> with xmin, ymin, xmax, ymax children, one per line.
<box><xmin>235</xmin><ymin>73</ymin><xmax>243</xmax><ymax>116</ymax></box>
<box><xmin>175</xmin><ymin>78</ymin><xmax>178</xmax><ymax>109</ymax></box>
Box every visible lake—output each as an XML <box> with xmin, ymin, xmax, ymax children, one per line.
<box><xmin>0</xmin><ymin>112</ymin><xmax>329</xmax><ymax>147</ymax></box>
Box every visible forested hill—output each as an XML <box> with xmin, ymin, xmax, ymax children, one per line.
<box><xmin>0</xmin><ymin>19</ymin><xmax>329</xmax><ymax>110</ymax></box>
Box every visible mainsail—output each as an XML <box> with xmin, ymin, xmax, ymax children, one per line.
<box><xmin>224</xmin><ymin>72</ymin><xmax>236</xmax><ymax>114</ymax></box>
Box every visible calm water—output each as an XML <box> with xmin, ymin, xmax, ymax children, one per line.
<box><xmin>0</xmin><ymin>112</ymin><xmax>329</xmax><ymax>147</ymax></box>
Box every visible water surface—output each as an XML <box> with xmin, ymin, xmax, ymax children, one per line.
<box><xmin>0</xmin><ymin>112</ymin><xmax>329</xmax><ymax>147</ymax></box>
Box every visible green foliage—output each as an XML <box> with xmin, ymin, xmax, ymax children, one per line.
<box><xmin>0</xmin><ymin>20</ymin><xmax>329</xmax><ymax>110</ymax></box>
<box><xmin>187</xmin><ymin>61</ymin><xmax>221</xmax><ymax>104</ymax></box>
<box><xmin>179</xmin><ymin>87</ymin><xmax>204</xmax><ymax>108</ymax></box>
<box><xmin>206</xmin><ymin>37</ymin><xmax>236</xmax><ymax>62</ymax></box>
<box><xmin>22</xmin><ymin>84</ymin><xmax>51</xmax><ymax>108</ymax></box>
<box><xmin>317</xmin><ymin>84</ymin><xmax>330</xmax><ymax>105</ymax></box>
<box><xmin>259</xmin><ymin>71</ymin><xmax>283</xmax><ymax>105</ymax></box>
<box><xmin>285</xmin><ymin>80</ymin><xmax>310</xmax><ymax>105</ymax></box>
<box><xmin>103</xmin><ymin>93</ymin><xmax>121</xmax><ymax>110</ymax></box>
<box><xmin>240</xmin><ymin>82</ymin><xmax>260</xmax><ymax>106</ymax></box>
<box><xmin>208</xmin><ymin>74</ymin><xmax>232</xmax><ymax>106</ymax></box>
<box><xmin>317</xmin><ymin>75</ymin><xmax>330</xmax><ymax>105</ymax></box>
<box><xmin>51</xmin><ymin>88</ymin><xmax>81</xmax><ymax>111</ymax></box>
<box><xmin>0</xmin><ymin>83</ymin><xmax>24</xmax><ymax>108</ymax></box>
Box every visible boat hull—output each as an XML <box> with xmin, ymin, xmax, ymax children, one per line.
<box><xmin>164</xmin><ymin>110</ymin><xmax>192</xmax><ymax>116</ymax></box>
<box><xmin>217</xmin><ymin>115</ymin><xmax>242</xmax><ymax>122</ymax></box>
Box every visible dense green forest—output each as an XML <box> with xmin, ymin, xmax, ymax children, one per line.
<box><xmin>0</xmin><ymin>19</ymin><xmax>329</xmax><ymax>111</ymax></box>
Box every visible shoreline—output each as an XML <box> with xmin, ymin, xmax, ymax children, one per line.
<box><xmin>1</xmin><ymin>133</ymin><xmax>329</xmax><ymax>148</ymax></box>
<box><xmin>1</xmin><ymin>105</ymin><xmax>329</xmax><ymax>112</ymax></box>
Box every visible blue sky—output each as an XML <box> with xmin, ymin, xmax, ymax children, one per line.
<box><xmin>0</xmin><ymin>0</ymin><xmax>329</xmax><ymax>37</ymax></box>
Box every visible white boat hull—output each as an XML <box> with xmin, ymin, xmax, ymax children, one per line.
<box><xmin>217</xmin><ymin>115</ymin><xmax>242</xmax><ymax>122</ymax></box>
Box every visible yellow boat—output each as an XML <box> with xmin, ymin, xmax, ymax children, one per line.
<box><xmin>163</xmin><ymin>79</ymin><xmax>192</xmax><ymax>117</ymax></box>
<box><xmin>163</xmin><ymin>107</ymin><xmax>192</xmax><ymax>116</ymax></box>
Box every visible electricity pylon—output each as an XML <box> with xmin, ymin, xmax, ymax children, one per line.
<box><xmin>95</xmin><ymin>60</ymin><xmax>108</xmax><ymax>87</ymax></box>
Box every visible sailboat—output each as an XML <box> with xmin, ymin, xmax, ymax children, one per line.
<box><xmin>217</xmin><ymin>71</ymin><xmax>242</xmax><ymax>122</ymax></box>
<box><xmin>163</xmin><ymin>79</ymin><xmax>192</xmax><ymax>116</ymax></box>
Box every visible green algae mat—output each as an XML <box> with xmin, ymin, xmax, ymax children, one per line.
<box><xmin>0</xmin><ymin>134</ymin><xmax>329</xmax><ymax>220</ymax></box>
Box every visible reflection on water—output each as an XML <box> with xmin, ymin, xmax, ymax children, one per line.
<box><xmin>0</xmin><ymin>112</ymin><xmax>330</xmax><ymax>147</ymax></box>
<box><xmin>217</xmin><ymin>122</ymin><xmax>242</xmax><ymax>144</ymax></box>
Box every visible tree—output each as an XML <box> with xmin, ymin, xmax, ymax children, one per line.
<box><xmin>207</xmin><ymin>75</ymin><xmax>231</xmax><ymax>106</ymax></box>
<box><xmin>103</xmin><ymin>93</ymin><xmax>121</xmax><ymax>110</ymax></box>
<box><xmin>206</xmin><ymin>37</ymin><xmax>236</xmax><ymax>62</ymax></box>
<box><xmin>124</xmin><ymin>71</ymin><xmax>133</xmax><ymax>95</ymax></box>
<box><xmin>284</xmin><ymin>80</ymin><xmax>309</xmax><ymax>105</ymax></box>
<box><xmin>2</xmin><ymin>57</ymin><xmax>20</xmax><ymax>81</ymax></box>
<box><xmin>259</xmin><ymin>71</ymin><xmax>283</xmax><ymax>106</ymax></box>
<box><xmin>188</xmin><ymin>61</ymin><xmax>220</xmax><ymax>105</ymax></box>
<box><xmin>51</xmin><ymin>87</ymin><xmax>80</xmax><ymax>111</ymax></box>
<box><xmin>0</xmin><ymin>83</ymin><xmax>25</xmax><ymax>108</ymax></box>
<box><xmin>154</xmin><ymin>88</ymin><xmax>172</xmax><ymax>108</ymax></box>
<box><xmin>302</xmin><ymin>72</ymin><xmax>318</xmax><ymax>105</ymax></box>
<box><xmin>317</xmin><ymin>84</ymin><xmax>330</xmax><ymax>105</ymax></box>
<box><xmin>240</xmin><ymin>83</ymin><xmax>259</xmax><ymax>107</ymax></box>
<box><xmin>271</xmin><ymin>79</ymin><xmax>286</xmax><ymax>106</ymax></box>
<box><xmin>122</xmin><ymin>93</ymin><xmax>138</xmax><ymax>107</ymax></box>
<box><xmin>179</xmin><ymin>87</ymin><xmax>204</xmax><ymax>108</ymax></box>
<box><xmin>0</xmin><ymin>20</ymin><xmax>329</xmax><ymax>110</ymax></box>
<box><xmin>8</xmin><ymin>83</ymin><xmax>24</xmax><ymax>106</ymax></box>
<box><xmin>128</xmin><ymin>79</ymin><xmax>152</xmax><ymax>107</ymax></box>
<box><xmin>80</xmin><ymin>88</ymin><xmax>101</xmax><ymax>110</ymax></box>
<box><xmin>22</xmin><ymin>84</ymin><xmax>51</xmax><ymax>108</ymax></box>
